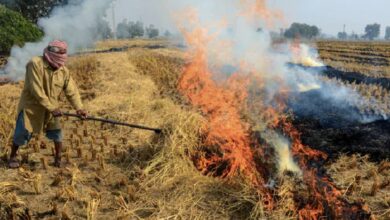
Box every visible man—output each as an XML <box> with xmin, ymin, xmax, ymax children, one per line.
<box><xmin>9</xmin><ymin>40</ymin><xmax>87</xmax><ymax>168</ymax></box>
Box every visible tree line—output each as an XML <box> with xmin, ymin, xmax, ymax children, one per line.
<box><xmin>116</xmin><ymin>19</ymin><xmax>163</xmax><ymax>39</ymax></box>
<box><xmin>337</xmin><ymin>24</ymin><xmax>390</xmax><ymax>40</ymax></box>
<box><xmin>1</xmin><ymin>0</ymin><xmax>390</xmax><ymax>54</ymax></box>
<box><xmin>282</xmin><ymin>22</ymin><xmax>390</xmax><ymax>41</ymax></box>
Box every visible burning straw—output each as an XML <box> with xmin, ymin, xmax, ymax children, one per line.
<box><xmin>174</xmin><ymin>1</ymin><xmax>372</xmax><ymax>218</ymax></box>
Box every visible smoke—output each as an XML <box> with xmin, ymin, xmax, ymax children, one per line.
<box><xmin>291</xmin><ymin>44</ymin><xmax>324</xmax><ymax>67</ymax></box>
<box><xmin>263</xmin><ymin>130</ymin><xmax>302</xmax><ymax>175</ymax></box>
<box><xmin>286</xmin><ymin>51</ymin><xmax>388</xmax><ymax>127</ymax></box>
<box><xmin>3</xmin><ymin>0</ymin><xmax>112</xmax><ymax>80</ymax></box>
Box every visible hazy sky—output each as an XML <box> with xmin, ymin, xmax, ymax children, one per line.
<box><xmin>111</xmin><ymin>0</ymin><xmax>390</xmax><ymax>37</ymax></box>
<box><xmin>270</xmin><ymin>0</ymin><xmax>390</xmax><ymax>36</ymax></box>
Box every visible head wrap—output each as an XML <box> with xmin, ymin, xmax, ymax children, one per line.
<box><xmin>43</xmin><ymin>40</ymin><xmax>68</xmax><ymax>69</ymax></box>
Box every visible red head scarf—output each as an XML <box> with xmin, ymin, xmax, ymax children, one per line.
<box><xmin>43</xmin><ymin>40</ymin><xmax>68</xmax><ymax>69</ymax></box>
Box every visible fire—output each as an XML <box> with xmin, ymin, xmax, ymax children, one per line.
<box><xmin>179</xmin><ymin>21</ymin><xmax>274</xmax><ymax>208</ymax></box>
<box><xmin>278</xmin><ymin>117</ymin><xmax>371</xmax><ymax>219</ymax></box>
<box><xmin>177</xmin><ymin>1</ymin><xmax>371</xmax><ymax>219</ymax></box>
<box><xmin>291</xmin><ymin>41</ymin><xmax>324</xmax><ymax>67</ymax></box>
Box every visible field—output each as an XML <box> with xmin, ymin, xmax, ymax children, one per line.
<box><xmin>316</xmin><ymin>40</ymin><xmax>390</xmax><ymax>78</ymax></box>
<box><xmin>290</xmin><ymin>41</ymin><xmax>390</xmax><ymax>159</ymax></box>
<box><xmin>0</xmin><ymin>39</ymin><xmax>389</xmax><ymax>219</ymax></box>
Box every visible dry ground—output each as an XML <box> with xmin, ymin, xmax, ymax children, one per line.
<box><xmin>0</xmin><ymin>39</ymin><xmax>388</xmax><ymax>219</ymax></box>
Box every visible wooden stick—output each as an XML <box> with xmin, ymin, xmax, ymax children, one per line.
<box><xmin>63</xmin><ymin>113</ymin><xmax>162</xmax><ymax>133</ymax></box>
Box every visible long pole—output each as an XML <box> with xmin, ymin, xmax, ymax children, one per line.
<box><xmin>112</xmin><ymin>0</ymin><xmax>117</xmax><ymax>40</ymax></box>
<box><xmin>63</xmin><ymin>113</ymin><xmax>162</xmax><ymax>134</ymax></box>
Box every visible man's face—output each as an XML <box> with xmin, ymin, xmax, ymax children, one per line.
<box><xmin>48</xmin><ymin>46</ymin><xmax>67</xmax><ymax>55</ymax></box>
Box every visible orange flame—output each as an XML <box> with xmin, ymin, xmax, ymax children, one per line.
<box><xmin>277</xmin><ymin>115</ymin><xmax>371</xmax><ymax>219</ymax></box>
<box><xmin>178</xmin><ymin>14</ymin><xmax>274</xmax><ymax>209</ymax></box>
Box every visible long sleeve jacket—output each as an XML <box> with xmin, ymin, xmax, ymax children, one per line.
<box><xmin>17</xmin><ymin>56</ymin><xmax>83</xmax><ymax>133</ymax></box>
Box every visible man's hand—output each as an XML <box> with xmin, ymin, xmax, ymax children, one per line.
<box><xmin>52</xmin><ymin>109</ymin><xmax>62</xmax><ymax>117</ymax></box>
<box><xmin>76</xmin><ymin>109</ymin><xmax>88</xmax><ymax>119</ymax></box>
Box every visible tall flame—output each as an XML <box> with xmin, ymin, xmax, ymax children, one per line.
<box><xmin>179</xmin><ymin>18</ymin><xmax>274</xmax><ymax>208</ymax></box>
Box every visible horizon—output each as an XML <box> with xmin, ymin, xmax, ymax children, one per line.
<box><xmin>111</xmin><ymin>0</ymin><xmax>390</xmax><ymax>37</ymax></box>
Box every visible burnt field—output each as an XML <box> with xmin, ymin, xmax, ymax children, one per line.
<box><xmin>284</xmin><ymin>41</ymin><xmax>390</xmax><ymax>161</ymax></box>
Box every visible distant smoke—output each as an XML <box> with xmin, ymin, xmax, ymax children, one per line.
<box><xmin>291</xmin><ymin>44</ymin><xmax>324</xmax><ymax>67</ymax></box>
<box><xmin>3</xmin><ymin>0</ymin><xmax>112</xmax><ymax>80</ymax></box>
<box><xmin>285</xmin><ymin>46</ymin><xmax>388</xmax><ymax>126</ymax></box>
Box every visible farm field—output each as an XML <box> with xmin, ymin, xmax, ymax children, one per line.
<box><xmin>0</xmin><ymin>39</ymin><xmax>389</xmax><ymax>219</ymax></box>
<box><xmin>316</xmin><ymin>40</ymin><xmax>390</xmax><ymax>78</ymax></box>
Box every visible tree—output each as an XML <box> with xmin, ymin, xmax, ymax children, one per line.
<box><xmin>116</xmin><ymin>19</ymin><xmax>130</xmax><ymax>39</ymax></box>
<box><xmin>385</xmin><ymin>27</ymin><xmax>390</xmax><ymax>40</ymax></box>
<box><xmin>146</xmin><ymin>25</ymin><xmax>159</xmax><ymax>38</ymax></box>
<box><xmin>0</xmin><ymin>0</ymin><xmax>68</xmax><ymax>23</ymax></box>
<box><xmin>0</xmin><ymin>5</ymin><xmax>43</xmax><ymax>53</ymax></box>
<box><xmin>337</xmin><ymin>32</ymin><xmax>347</xmax><ymax>40</ymax></box>
<box><xmin>96</xmin><ymin>19</ymin><xmax>113</xmax><ymax>40</ymax></box>
<box><xmin>164</xmin><ymin>30</ymin><xmax>172</xmax><ymax>38</ymax></box>
<box><xmin>129</xmin><ymin>21</ymin><xmax>144</xmax><ymax>38</ymax></box>
<box><xmin>284</xmin><ymin>23</ymin><xmax>320</xmax><ymax>39</ymax></box>
<box><xmin>364</xmin><ymin>23</ymin><xmax>380</xmax><ymax>40</ymax></box>
<box><xmin>116</xmin><ymin>20</ymin><xmax>145</xmax><ymax>39</ymax></box>
<box><xmin>349</xmin><ymin>32</ymin><xmax>359</xmax><ymax>40</ymax></box>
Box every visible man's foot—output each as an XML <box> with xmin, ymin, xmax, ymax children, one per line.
<box><xmin>9</xmin><ymin>143</ymin><xmax>20</xmax><ymax>169</ymax></box>
<box><xmin>53</xmin><ymin>157</ymin><xmax>62</xmax><ymax>168</ymax></box>
<box><xmin>8</xmin><ymin>158</ymin><xmax>20</xmax><ymax>169</ymax></box>
<box><xmin>54</xmin><ymin>142</ymin><xmax>63</xmax><ymax>168</ymax></box>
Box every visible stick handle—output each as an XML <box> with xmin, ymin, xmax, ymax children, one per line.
<box><xmin>63</xmin><ymin>113</ymin><xmax>162</xmax><ymax>133</ymax></box>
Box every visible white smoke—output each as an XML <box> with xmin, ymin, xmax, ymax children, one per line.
<box><xmin>263</xmin><ymin>131</ymin><xmax>302</xmax><ymax>175</ymax></box>
<box><xmin>291</xmin><ymin>44</ymin><xmax>324</xmax><ymax>67</ymax></box>
<box><xmin>4</xmin><ymin>0</ymin><xmax>112</xmax><ymax>80</ymax></box>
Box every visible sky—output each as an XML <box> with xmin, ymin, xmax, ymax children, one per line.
<box><xmin>270</xmin><ymin>0</ymin><xmax>390</xmax><ymax>37</ymax></box>
<box><xmin>110</xmin><ymin>0</ymin><xmax>390</xmax><ymax>37</ymax></box>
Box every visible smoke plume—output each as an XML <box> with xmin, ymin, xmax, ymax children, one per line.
<box><xmin>2</xmin><ymin>0</ymin><xmax>112</xmax><ymax>80</ymax></box>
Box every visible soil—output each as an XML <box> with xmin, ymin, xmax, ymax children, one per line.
<box><xmin>288</xmin><ymin>63</ymin><xmax>390</xmax><ymax>160</ymax></box>
<box><xmin>293</xmin><ymin>116</ymin><xmax>390</xmax><ymax>160</ymax></box>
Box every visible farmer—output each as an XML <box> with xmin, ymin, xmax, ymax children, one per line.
<box><xmin>9</xmin><ymin>40</ymin><xmax>87</xmax><ymax>168</ymax></box>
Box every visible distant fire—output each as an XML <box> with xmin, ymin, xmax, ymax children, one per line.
<box><xmin>291</xmin><ymin>41</ymin><xmax>324</xmax><ymax>67</ymax></box>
